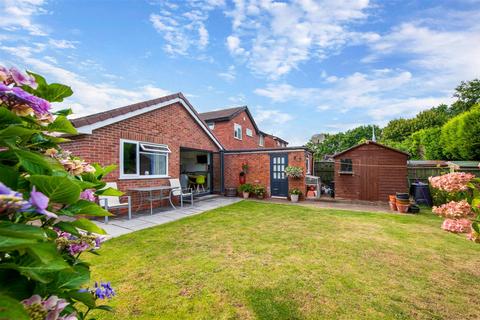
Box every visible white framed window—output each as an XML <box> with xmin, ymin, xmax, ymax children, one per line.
<box><xmin>246</xmin><ymin>128</ymin><xmax>253</xmax><ymax>137</ymax></box>
<box><xmin>234</xmin><ymin>123</ymin><xmax>242</xmax><ymax>140</ymax></box>
<box><xmin>259</xmin><ymin>134</ymin><xmax>264</xmax><ymax>146</ymax></box>
<box><xmin>207</xmin><ymin>122</ymin><xmax>214</xmax><ymax>130</ymax></box>
<box><xmin>305</xmin><ymin>156</ymin><xmax>311</xmax><ymax>174</ymax></box>
<box><xmin>120</xmin><ymin>139</ymin><xmax>170</xmax><ymax>179</ymax></box>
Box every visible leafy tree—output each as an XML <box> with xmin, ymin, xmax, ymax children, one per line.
<box><xmin>380</xmin><ymin>118</ymin><xmax>417</xmax><ymax>142</ymax></box>
<box><xmin>414</xmin><ymin>104</ymin><xmax>451</xmax><ymax>129</ymax></box>
<box><xmin>451</xmin><ymin>79</ymin><xmax>480</xmax><ymax>115</ymax></box>
<box><xmin>307</xmin><ymin>125</ymin><xmax>381</xmax><ymax>159</ymax></box>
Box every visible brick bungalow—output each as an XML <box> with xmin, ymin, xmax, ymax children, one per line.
<box><xmin>63</xmin><ymin>93</ymin><xmax>312</xmax><ymax>204</ymax></box>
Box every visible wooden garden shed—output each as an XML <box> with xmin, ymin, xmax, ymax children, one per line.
<box><xmin>333</xmin><ymin>141</ymin><xmax>409</xmax><ymax>202</ymax></box>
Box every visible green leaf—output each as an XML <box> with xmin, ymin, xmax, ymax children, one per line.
<box><xmin>61</xmin><ymin>200</ymin><xmax>112</xmax><ymax>217</ymax></box>
<box><xmin>472</xmin><ymin>222</ymin><xmax>480</xmax><ymax>233</ymax></box>
<box><xmin>95</xmin><ymin>305</ymin><xmax>114</xmax><ymax>312</ymax></box>
<box><xmin>0</xmin><ymin>164</ymin><xmax>18</xmax><ymax>189</ymax></box>
<box><xmin>0</xmin><ymin>221</ymin><xmax>47</xmax><ymax>240</ymax></box>
<box><xmin>14</xmin><ymin>150</ymin><xmax>54</xmax><ymax>175</ymax></box>
<box><xmin>68</xmin><ymin>290</ymin><xmax>96</xmax><ymax>309</ymax></box>
<box><xmin>54</xmin><ymin>221</ymin><xmax>82</xmax><ymax>237</ymax></box>
<box><xmin>53</xmin><ymin>108</ymin><xmax>73</xmax><ymax>116</ymax></box>
<box><xmin>0</xmin><ymin>107</ymin><xmax>21</xmax><ymax>125</ymax></box>
<box><xmin>95</xmin><ymin>187</ymin><xmax>123</xmax><ymax>196</ymax></box>
<box><xmin>48</xmin><ymin>116</ymin><xmax>77</xmax><ymax>134</ymax></box>
<box><xmin>0</xmin><ymin>294</ymin><xmax>29</xmax><ymax>320</ymax></box>
<box><xmin>26</xmin><ymin>72</ymin><xmax>73</xmax><ymax>102</ymax></box>
<box><xmin>71</xmin><ymin>218</ymin><xmax>107</xmax><ymax>235</ymax></box>
<box><xmin>0</xmin><ymin>125</ymin><xmax>38</xmax><ymax>138</ymax></box>
<box><xmin>29</xmin><ymin>175</ymin><xmax>81</xmax><ymax>205</ymax></box>
<box><xmin>26</xmin><ymin>243</ymin><xmax>69</xmax><ymax>268</ymax></box>
<box><xmin>50</xmin><ymin>264</ymin><xmax>90</xmax><ymax>290</ymax></box>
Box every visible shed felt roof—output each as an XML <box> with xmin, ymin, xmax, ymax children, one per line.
<box><xmin>333</xmin><ymin>140</ymin><xmax>410</xmax><ymax>158</ymax></box>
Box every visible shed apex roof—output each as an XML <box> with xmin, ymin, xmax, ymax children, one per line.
<box><xmin>333</xmin><ymin>140</ymin><xmax>410</xmax><ymax>158</ymax></box>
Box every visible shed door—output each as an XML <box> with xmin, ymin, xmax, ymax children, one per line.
<box><xmin>270</xmin><ymin>154</ymin><xmax>288</xmax><ymax>197</ymax></box>
<box><xmin>360</xmin><ymin>155</ymin><xmax>379</xmax><ymax>201</ymax></box>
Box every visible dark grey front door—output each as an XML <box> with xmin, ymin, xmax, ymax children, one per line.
<box><xmin>270</xmin><ymin>154</ymin><xmax>288</xmax><ymax>197</ymax></box>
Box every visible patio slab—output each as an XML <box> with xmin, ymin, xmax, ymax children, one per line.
<box><xmin>96</xmin><ymin>196</ymin><xmax>242</xmax><ymax>239</ymax></box>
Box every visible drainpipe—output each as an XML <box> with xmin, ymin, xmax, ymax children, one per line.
<box><xmin>220</xmin><ymin>150</ymin><xmax>225</xmax><ymax>194</ymax></box>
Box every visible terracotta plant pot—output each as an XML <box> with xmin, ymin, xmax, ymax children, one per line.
<box><xmin>395</xmin><ymin>198</ymin><xmax>410</xmax><ymax>205</ymax></box>
<box><xmin>397</xmin><ymin>203</ymin><xmax>409</xmax><ymax>213</ymax></box>
<box><xmin>388</xmin><ymin>195</ymin><xmax>396</xmax><ymax>202</ymax></box>
<box><xmin>290</xmin><ymin>194</ymin><xmax>299</xmax><ymax>203</ymax></box>
<box><xmin>389</xmin><ymin>201</ymin><xmax>397</xmax><ymax>211</ymax></box>
<box><xmin>242</xmin><ymin>192</ymin><xmax>250</xmax><ymax>199</ymax></box>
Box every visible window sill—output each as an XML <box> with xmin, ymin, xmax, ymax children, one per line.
<box><xmin>339</xmin><ymin>171</ymin><xmax>354</xmax><ymax>175</ymax></box>
<box><xmin>119</xmin><ymin>175</ymin><xmax>171</xmax><ymax>180</ymax></box>
<box><xmin>234</xmin><ymin>137</ymin><xmax>242</xmax><ymax>140</ymax></box>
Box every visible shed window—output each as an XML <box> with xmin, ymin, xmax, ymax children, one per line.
<box><xmin>120</xmin><ymin>139</ymin><xmax>170</xmax><ymax>178</ymax></box>
<box><xmin>340</xmin><ymin>159</ymin><xmax>353</xmax><ymax>174</ymax></box>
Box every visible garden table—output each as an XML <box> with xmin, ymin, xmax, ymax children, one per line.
<box><xmin>128</xmin><ymin>186</ymin><xmax>175</xmax><ymax>215</ymax></box>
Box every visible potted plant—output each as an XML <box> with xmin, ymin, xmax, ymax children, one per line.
<box><xmin>238</xmin><ymin>183</ymin><xmax>253</xmax><ymax>199</ymax></box>
<box><xmin>285</xmin><ymin>166</ymin><xmax>304</xmax><ymax>179</ymax></box>
<box><xmin>289</xmin><ymin>188</ymin><xmax>302</xmax><ymax>202</ymax></box>
<box><xmin>253</xmin><ymin>185</ymin><xmax>266</xmax><ymax>199</ymax></box>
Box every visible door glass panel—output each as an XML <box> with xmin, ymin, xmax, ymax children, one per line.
<box><xmin>281</xmin><ymin>158</ymin><xmax>285</xmax><ymax>164</ymax></box>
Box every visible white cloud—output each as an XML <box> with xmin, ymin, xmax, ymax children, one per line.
<box><xmin>48</xmin><ymin>39</ymin><xmax>77</xmax><ymax>49</ymax></box>
<box><xmin>149</xmin><ymin>1</ymin><xmax>223</xmax><ymax>56</ymax></box>
<box><xmin>225</xmin><ymin>0</ymin><xmax>374</xmax><ymax>78</ymax></box>
<box><xmin>0</xmin><ymin>0</ymin><xmax>48</xmax><ymax>36</ymax></box>
<box><xmin>254</xmin><ymin>108</ymin><xmax>293</xmax><ymax>125</ymax></box>
<box><xmin>227</xmin><ymin>93</ymin><xmax>245</xmax><ymax>104</ymax></box>
<box><xmin>218</xmin><ymin>65</ymin><xmax>236</xmax><ymax>82</ymax></box>
<box><xmin>255</xmin><ymin>69</ymin><xmax>451</xmax><ymax>121</ymax></box>
<box><xmin>1</xmin><ymin>45</ymin><xmax>170</xmax><ymax>117</ymax></box>
<box><xmin>365</xmin><ymin>20</ymin><xmax>480</xmax><ymax>91</ymax></box>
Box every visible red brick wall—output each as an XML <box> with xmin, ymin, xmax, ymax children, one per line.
<box><xmin>263</xmin><ymin>135</ymin><xmax>277</xmax><ymax>148</ymax></box>
<box><xmin>210</xmin><ymin>110</ymin><xmax>260</xmax><ymax>150</ymax></box>
<box><xmin>334</xmin><ymin>144</ymin><xmax>408</xmax><ymax>202</ymax></box>
<box><xmin>62</xmin><ymin>103</ymin><xmax>220</xmax><ymax>211</ymax></box>
<box><xmin>223</xmin><ymin>150</ymin><xmax>309</xmax><ymax>198</ymax></box>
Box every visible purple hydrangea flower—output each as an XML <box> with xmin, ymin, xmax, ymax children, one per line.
<box><xmin>10</xmin><ymin>67</ymin><xmax>38</xmax><ymax>89</ymax></box>
<box><xmin>0</xmin><ymin>182</ymin><xmax>28</xmax><ymax>213</ymax></box>
<box><xmin>0</xmin><ymin>83</ymin><xmax>11</xmax><ymax>92</ymax></box>
<box><xmin>29</xmin><ymin>186</ymin><xmax>58</xmax><ymax>219</ymax></box>
<box><xmin>11</xmin><ymin>87</ymin><xmax>50</xmax><ymax>115</ymax></box>
<box><xmin>80</xmin><ymin>189</ymin><xmax>95</xmax><ymax>202</ymax></box>
<box><xmin>94</xmin><ymin>281</ymin><xmax>115</xmax><ymax>300</ymax></box>
<box><xmin>0</xmin><ymin>65</ymin><xmax>10</xmax><ymax>82</ymax></box>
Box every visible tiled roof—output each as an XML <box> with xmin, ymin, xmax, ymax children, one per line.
<box><xmin>198</xmin><ymin>106</ymin><xmax>246</xmax><ymax>122</ymax></box>
<box><xmin>70</xmin><ymin>92</ymin><xmax>192</xmax><ymax>128</ymax></box>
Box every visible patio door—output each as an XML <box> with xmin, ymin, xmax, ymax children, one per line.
<box><xmin>270</xmin><ymin>154</ymin><xmax>288</xmax><ymax>197</ymax></box>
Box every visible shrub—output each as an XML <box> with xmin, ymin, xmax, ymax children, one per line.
<box><xmin>253</xmin><ymin>185</ymin><xmax>266</xmax><ymax>198</ymax></box>
<box><xmin>0</xmin><ymin>66</ymin><xmax>117</xmax><ymax>319</ymax></box>
<box><xmin>285</xmin><ymin>166</ymin><xmax>303</xmax><ymax>179</ymax></box>
<box><xmin>238</xmin><ymin>183</ymin><xmax>253</xmax><ymax>193</ymax></box>
<box><xmin>289</xmin><ymin>188</ymin><xmax>303</xmax><ymax>196</ymax></box>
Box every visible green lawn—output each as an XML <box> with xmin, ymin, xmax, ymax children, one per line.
<box><xmin>86</xmin><ymin>201</ymin><xmax>480</xmax><ymax>320</ymax></box>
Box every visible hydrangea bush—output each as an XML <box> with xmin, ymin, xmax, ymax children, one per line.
<box><xmin>0</xmin><ymin>66</ymin><xmax>120</xmax><ymax>319</ymax></box>
<box><xmin>429</xmin><ymin>172</ymin><xmax>480</xmax><ymax>242</ymax></box>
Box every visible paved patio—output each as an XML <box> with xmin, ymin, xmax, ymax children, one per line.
<box><xmin>96</xmin><ymin>196</ymin><xmax>241</xmax><ymax>238</ymax></box>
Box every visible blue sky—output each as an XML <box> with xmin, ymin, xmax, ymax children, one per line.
<box><xmin>1</xmin><ymin>0</ymin><xmax>479</xmax><ymax>145</ymax></box>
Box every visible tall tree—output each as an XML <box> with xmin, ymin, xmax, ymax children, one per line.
<box><xmin>451</xmin><ymin>79</ymin><xmax>480</xmax><ymax>115</ymax></box>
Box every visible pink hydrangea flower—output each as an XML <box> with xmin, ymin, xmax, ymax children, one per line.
<box><xmin>432</xmin><ymin>200</ymin><xmax>473</xmax><ymax>219</ymax></box>
<box><xmin>429</xmin><ymin>172</ymin><xmax>475</xmax><ymax>193</ymax></box>
<box><xmin>80</xmin><ymin>189</ymin><xmax>96</xmax><ymax>202</ymax></box>
<box><xmin>441</xmin><ymin>218</ymin><xmax>472</xmax><ymax>233</ymax></box>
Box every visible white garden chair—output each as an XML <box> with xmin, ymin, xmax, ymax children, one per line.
<box><xmin>169</xmin><ymin>178</ymin><xmax>193</xmax><ymax>208</ymax></box>
<box><xmin>98</xmin><ymin>182</ymin><xmax>131</xmax><ymax>223</ymax></box>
